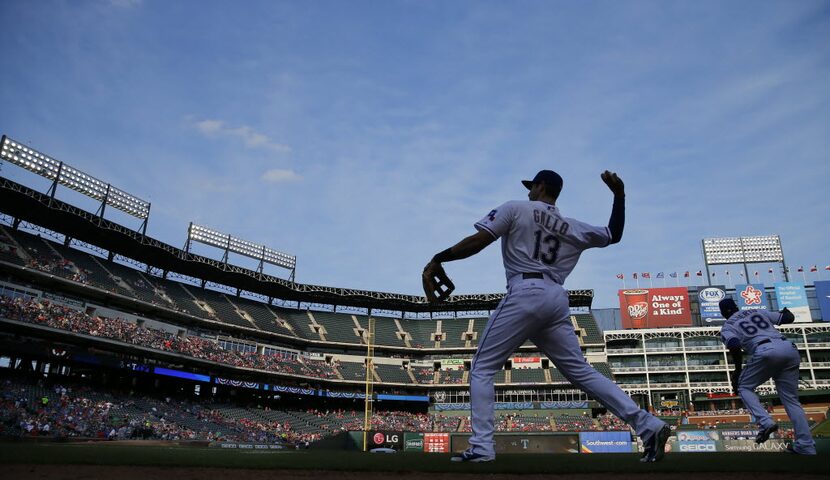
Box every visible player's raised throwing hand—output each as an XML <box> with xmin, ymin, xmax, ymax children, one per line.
<box><xmin>601</xmin><ymin>170</ymin><xmax>625</xmax><ymax>197</ymax></box>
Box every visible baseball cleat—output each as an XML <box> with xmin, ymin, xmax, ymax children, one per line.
<box><xmin>640</xmin><ymin>425</ymin><xmax>671</xmax><ymax>463</ymax></box>
<box><xmin>755</xmin><ymin>423</ymin><xmax>778</xmax><ymax>444</ymax></box>
<box><xmin>451</xmin><ymin>449</ymin><xmax>495</xmax><ymax>463</ymax></box>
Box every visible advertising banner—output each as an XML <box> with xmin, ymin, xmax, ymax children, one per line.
<box><xmin>512</xmin><ymin>357</ymin><xmax>541</xmax><ymax>364</ymax></box>
<box><xmin>618</xmin><ymin>287</ymin><xmax>692</xmax><ymax>329</ymax></box>
<box><xmin>735</xmin><ymin>284</ymin><xmax>769</xmax><ymax>311</ymax></box>
<box><xmin>718</xmin><ymin>429</ymin><xmax>762</xmax><ymax>440</ymax></box>
<box><xmin>774</xmin><ymin>282</ymin><xmax>812</xmax><ymax>322</ymax></box>
<box><xmin>440</xmin><ymin>359</ymin><xmax>465</xmax><ymax>366</ymax></box>
<box><xmin>403</xmin><ymin>433</ymin><xmax>424</xmax><ymax>451</ymax></box>
<box><xmin>452</xmin><ymin>434</ymin><xmax>579</xmax><ymax>454</ymax></box>
<box><xmin>698</xmin><ymin>286</ymin><xmax>727</xmax><ymax>325</ymax></box>
<box><xmin>815</xmin><ymin>281</ymin><xmax>830</xmax><ymax>322</ymax></box>
<box><xmin>368</xmin><ymin>431</ymin><xmax>403</xmax><ymax>450</ymax></box>
<box><xmin>423</xmin><ymin>433</ymin><xmax>450</xmax><ymax>453</ymax></box>
<box><xmin>579</xmin><ymin>431</ymin><xmax>633</xmax><ymax>453</ymax></box>
<box><xmin>676</xmin><ymin>430</ymin><xmax>719</xmax><ymax>453</ymax></box>
<box><xmin>720</xmin><ymin>439</ymin><xmax>792</xmax><ymax>452</ymax></box>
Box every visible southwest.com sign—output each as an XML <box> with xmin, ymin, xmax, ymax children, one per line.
<box><xmin>579</xmin><ymin>432</ymin><xmax>633</xmax><ymax>453</ymax></box>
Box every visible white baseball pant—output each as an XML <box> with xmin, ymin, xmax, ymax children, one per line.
<box><xmin>738</xmin><ymin>339</ymin><xmax>816</xmax><ymax>454</ymax></box>
<box><xmin>467</xmin><ymin>276</ymin><xmax>665</xmax><ymax>457</ymax></box>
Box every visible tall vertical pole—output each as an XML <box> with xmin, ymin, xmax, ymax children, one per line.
<box><xmin>702</xmin><ymin>240</ymin><xmax>712</xmax><ymax>287</ymax></box>
<box><xmin>780</xmin><ymin>236</ymin><xmax>790</xmax><ymax>283</ymax></box>
<box><xmin>362</xmin><ymin>314</ymin><xmax>375</xmax><ymax>451</ymax></box>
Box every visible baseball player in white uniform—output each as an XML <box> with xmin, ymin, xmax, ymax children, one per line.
<box><xmin>423</xmin><ymin>170</ymin><xmax>670</xmax><ymax>463</ymax></box>
<box><xmin>718</xmin><ymin>298</ymin><xmax>816</xmax><ymax>455</ymax></box>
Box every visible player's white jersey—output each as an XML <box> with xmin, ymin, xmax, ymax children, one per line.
<box><xmin>720</xmin><ymin>309</ymin><xmax>786</xmax><ymax>355</ymax></box>
<box><xmin>474</xmin><ymin>200</ymin><xmax>611</xmax><ymax>284</ymax></box>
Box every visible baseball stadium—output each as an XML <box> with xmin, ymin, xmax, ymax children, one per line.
<box><xmin>0</xmin><ymin>134</ymin><xmax>829</xmax><ymax>479</ymax></box>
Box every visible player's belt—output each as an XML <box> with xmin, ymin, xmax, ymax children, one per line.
<box><xmin>520</xmin><ymin>272</ymin><xmax>561</xmax><ymax>284</ymax></box>
<box><xmin>757</xmin><ymin>336</ymin><xmax>788</xmax><ymax>346</ymax></box>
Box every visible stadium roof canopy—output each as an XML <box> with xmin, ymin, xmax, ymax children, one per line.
<box><xmin>0</xmin><ymin>176</ymin><xmax>593</xmax><ymax>312</ymax></box>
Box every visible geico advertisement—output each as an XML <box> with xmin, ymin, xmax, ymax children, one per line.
<box><xmin>676</xmin><ymin>430</ymin><xmax>719</xmax><ymax>453</ymax></box>
<box><xmin>678</xmin><ymin>441</ymin><xmax>717</xmax><ymax>452</ymax></box>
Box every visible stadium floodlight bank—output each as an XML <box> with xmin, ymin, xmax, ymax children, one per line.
<box><xmin>701</xmin><ymin>235</ymin><xmax>787</xmax><ymax>284</ymax></box>
<box><xmin>186</xmin><ymin>222</ymin><xmax>297</xmax><ymax>281</ymax></box>
<box><xmin>702</xmin><ymin>235</ymin><xmax>783</xmax><ymax>264</ymax></box>
<box><xmin>0</xmin><ymin>135</ymin><xmax>151</xmax><ymax>232</ymax></box>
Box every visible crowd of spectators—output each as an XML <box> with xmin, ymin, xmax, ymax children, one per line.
<box><xmin>596</xmin><ymin>412</ymin><xmax>630</xmax><ymax>431</ymax></box>
<box><xmin>0</xmin><ymin>295</ymin><xmax>336</xmax><ymax>380</ymax></box>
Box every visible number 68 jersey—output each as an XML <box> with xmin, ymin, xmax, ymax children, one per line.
<box><xmin>474</xmin><ymin>200</ymin><xmax>611</xmax><ymax>285</ymax></box>
<box><xmin>720</xmin><ymin>309</ymin><xmax>787</xmax><ymax>355</ymax></box>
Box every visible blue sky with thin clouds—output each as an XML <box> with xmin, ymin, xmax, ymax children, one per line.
<box><xmin>1</xmin><ymin>0</ymin><xmax>828</xmax><ymax>308</ymax></box>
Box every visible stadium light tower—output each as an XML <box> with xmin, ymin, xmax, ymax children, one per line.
<box><xmin>185</xmin><ymin>223</ymin><xmax>297</xmax><ymax>281</ymax></box>
<box><xmin>701</xmin><ymin>235</ymin><xmax>786</xmax><ymax>285</ymax></box>
<box><xmin>0</xmin><ymin>135</ymin><xmax>152</xmax><ymax>234</ymax></box>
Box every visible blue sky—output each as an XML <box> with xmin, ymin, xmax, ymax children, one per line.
<box><xmin>1</xmin><ymin>0</ymin><xmax>828</xmax><ymax>308</ymax></box>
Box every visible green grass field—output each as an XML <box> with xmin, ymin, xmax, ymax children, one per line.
<box><xmin>1</xmin><ymin>442</ymin><xmax>829</xmax><ymax>475</ymax></box>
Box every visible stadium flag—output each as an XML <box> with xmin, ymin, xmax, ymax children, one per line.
<box><xmin>642</xmin><ymin>272</ymin><xmax>651</xmax><ymax>278</ymax></box>
<box><xmin>797</xmin><ymin>266</ymin><xmax>804</xmax><ymax>272</ymax></box>
<box><xmin>825</xmin><ymin>265</ymin><xmax>830</xmax><ymax>270</ymax></box>
<box><xmin>810</xmin><ymin>265</ymin><xmax>818</xmax><ymax>272</ymax></box>
<box><xmin>616</xmin><ymin>273</ymin><xmax>626</xmax><ymax>288</ymax></box>
<box><xmin>798</xmin><ymin>266</ymin><xmax>806</xmax><ymax>283</ymax></box>
<box><xmin>696</xmin><ymin>270</ymin><xmax>702</xmax><ymax>276</ymax></box>
<box><xmin>769</xmin><ymin>267</ymin><xmax>776</xmax><ymax>282</ymax></box>
<box><xmin>669</xmin><ymin>272</ymin><xmax>677</xmax><ymax>278</ymax></box>
<box><xmin>633</xmin><ymin>272</ymin><xmax>639</xmax><ymax>288</ymax></box>
<box><xmin>656</xmin><ymin>272</ymin><xmax>664</xmax><ymax>278</ymax></box>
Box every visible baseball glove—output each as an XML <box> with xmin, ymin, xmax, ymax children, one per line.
<box><xmin>422</xmin><ymin>262</ymin><xmax>455</xmax><ymax>303</ymax></box>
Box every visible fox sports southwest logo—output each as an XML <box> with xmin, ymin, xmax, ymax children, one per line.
<box><xmin>699</xmin><ymin>288</ymin><xmax>725</xmax><ymax>303</ymax></box>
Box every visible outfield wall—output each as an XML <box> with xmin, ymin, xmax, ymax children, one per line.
<box><xmin>342</xmin><ymin>430</ymin><xmax>806</xmax><ymax>454</ymax></box>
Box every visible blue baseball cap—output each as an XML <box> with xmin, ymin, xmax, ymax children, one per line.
<box><xmin>522</xmin><ymin>170</ymin><xmax>563</xmax><ymax>191</ymax></box>
<box><xmin>719</xmin><ymin>298</ymin><xmax>739</xmax><ymax>318</ymax></box>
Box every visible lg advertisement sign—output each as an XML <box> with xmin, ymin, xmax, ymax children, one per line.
<box><xmin>370</xmin><ymin>431</ymin><xmax>402</xmax><ymax>449</ymax></box>
<box><xmin>618</xmin><ymin>287</ymin><xmax>692</xmax><ymax>329</ymax></box>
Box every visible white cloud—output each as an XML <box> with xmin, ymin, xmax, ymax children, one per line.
<box><xmin>261</xmin><ymin>168</ymin><xmax>302</xmax><ymax>184</ymax></box>
<box><xmin>191</xmin><ymin>118</ymin><xmax>291</xmax><ymax>153</ymax></box>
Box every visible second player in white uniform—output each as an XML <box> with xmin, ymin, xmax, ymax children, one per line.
<box><xmin>423</xmin><ymin>170</ymin><xmax>669</xmax><ymax>463</ymax></box>
<box><xmin>718</xmin><ymin>298</ymin><xmax>816</xmax><ymax>455</ymax></box>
